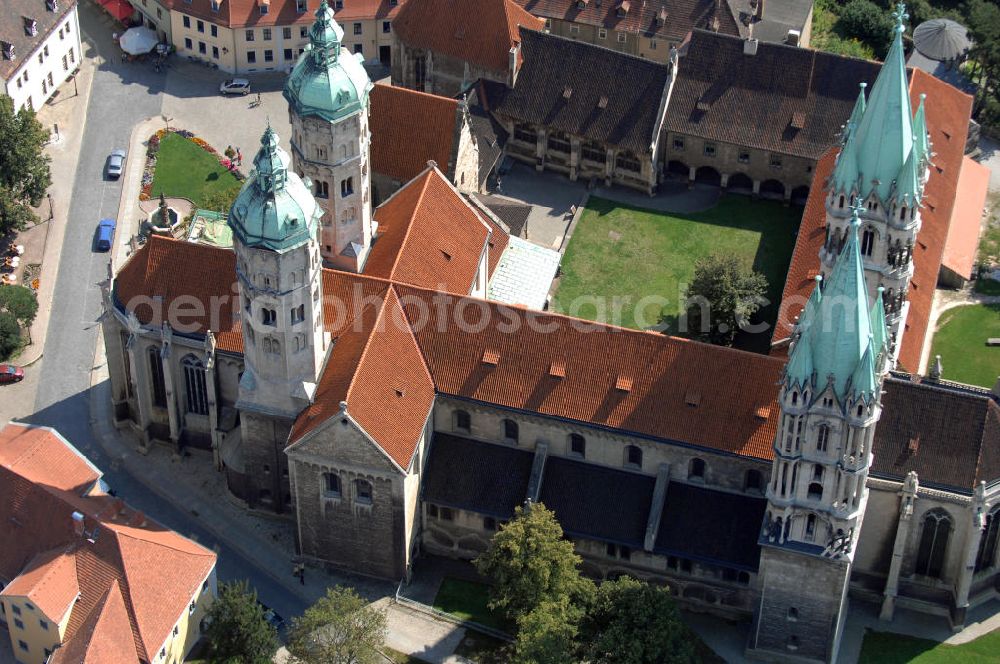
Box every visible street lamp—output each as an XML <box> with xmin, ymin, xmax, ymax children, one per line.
<box><xmin>162</xmin><ymin>114</ymin><xmax>172</xmax><ymax>130</ymax></box>
<box><xmin>48</xmin><ymin>193</ymin><xmax>54</xmax><ymax>221</ymax></box>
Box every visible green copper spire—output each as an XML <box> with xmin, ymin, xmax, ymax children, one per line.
<box><xmin>895</xmin><ymin>143</ymin><xmax>922</xmax><ymax>204</ymax></box>
<box><xmin>846</xmin><ymin>83</ymin><xmax>867</xmax><ymax>144</ymax></box>
<box><xmin>283</xmin><ymin>0</ymin><xmax>372</xmax><ymax>123</ymax></box>
<box><xmin>831</xmin><ymin>120</ymin><xmax>861</xmax><ymax>196</ymax></box>
<box><xmin>228</xmin><ymin>126</ymin><xmax>323</xmax><ymax>253</ymax></box>
<box><xmin>785</xmin><ymin>200</ymin><xmax>877</xmax><ymax>399</ymax></box>
<box><xmin>849</xmin><ymin>340</ymin><xmax>879</xmax><ymax>401</ymax></box>
<box><xmin>853</xmin><ymin>3</ymin><xmax>913</xmax><ymax>202</ymax></box>
<box><xmin>912</xmin><ymin>93</ymin><xmax>930</xmax><ymax>165</ymax></box>
<box><xmin>870</xmin><ymin>286</ymin><xmax>888</xmax><ymax>362</ymax></box>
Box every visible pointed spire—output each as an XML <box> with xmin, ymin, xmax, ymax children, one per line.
<box><xmin>850</xmin><ymin>339</ymin><xmax>879</xmax><ymax>401</ymax></box>
<box><xmin>832</xmin><ymin>120</ymin><xmax>861</xmax><ymax>196</ymax></box>
<box><xmin>852</xmin><ymin>3</ymin><xmax>914</xmax><ymax>203</ymax></box>
<box><xmin>253</xmin><ymin>123</ymin><xmax>289</xmax><ymax>192</ymax></box>
<box><xmin>912</xmin><ymin>93</ymin><xmax>930</xmax><ymax>165</ymax></box>
<box><xmin>870</xmin><ymin>286</ymin><xmax>888</xmax><ymax>361</ymax></box>
<box><xmin>846</xmin><ymin>82</ymin><xmax>867</xmax><ymax>143</ymax></box>
<box><xmin>787</xmin><ymin>274</ymin><xmax>823</xmax><ymax>389</ymax></box>
<box><xmin>309</xmin><ymin>0</ymin><xmax>344</xmax><ymax>67</ymax></box>
<box><xmin>895</xmin><ymin>142</ymin><xmax>922</xmax><ymax>205</ymax></box>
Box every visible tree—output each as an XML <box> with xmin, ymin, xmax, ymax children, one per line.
<box><xmin>838</xmin><ymin>0</ymin><xmax>895</xmax><ymax>57</ymax></box>
<box><xmin>287</xmin><ymin>586</ymin><xmax>387</xmax><ymax>664</ymax></box>
<box><xmin>680</xmin><ymin>253</ymin><xmax>768</xmax><ymax>346</ymax></box>
<box><xmin>199</xmin><ymin>183</ymin><xmax>242</xmax><ymax>215</ymax></box>
<box><xmin>0</xmin><ymin>285</ymin><xmax>38</xmax><ymax>342</ymax></box>
<box><xmin>475</xmin><ymin>503</ymin><xmax>594</xmax><ymax>622</ymax></box>
<box><xmin>580</xmin><ymin>577</ymin><xmax>698</xmax><ymax>664</ymax></box>
<box><xmin>203</xmin><ymin>580</ymin><xmax>278</xmax><ymax>664</ymax></box>
<box><xmin>511</xmin><ymin>597</ymin><xmax>582</xmax><ymax>664</ymax></box>
<box><xmin>0</xmin><ymin>96</ymin><xmax>51</xmax><ymax>235</ymax></box>
<box><xmin>0</xmin><ymin>311</ymin><xmax>21</xmax><ymax>361</ymax></box>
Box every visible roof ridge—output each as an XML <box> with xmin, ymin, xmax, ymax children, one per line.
<box><xmin>344</xmin><ymin>291</ymin><xmax>396</xmax><ymax>407</ymax></box>
<box><xmin>106</xmin><ymin>522</ymin><xmax>216</xmax><ymax>558</ymax></box>
<box><xmin>521</xmin><ymin>27</ymin><xmax>669</xmax><ymax>67</ymax></box>
<box><xmin>386</xmin><ymin>168</ymin><xmax>435</xmax><ymax>281</ymax></box>
<box><xmin>374</xmin><ymin>81</ymin><xmax>458</xmax><ymax>107</ymax></box>
<box><xmin>389</xmin><ymin>283</ymin><xmax>435</xmax><ymax>386</ymax></box>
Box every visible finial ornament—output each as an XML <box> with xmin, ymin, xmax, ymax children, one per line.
<box><xmin>892</xmin><ymin>3</ymin><xmax>908</xmax><ymax>32</ymax></box>
<box><xmin>849</xmin><ymin>196</ymin><xmax>866</xmax><ymax>225</ymax></box>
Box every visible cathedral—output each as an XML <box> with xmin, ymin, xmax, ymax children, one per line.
<box><xmin>100</xmin><ymin>3</ymin><xmax>1000</xmax><ymax>663</ymax></box>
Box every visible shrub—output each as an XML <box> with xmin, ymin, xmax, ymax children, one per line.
<box><xmin>838</xmin><ymin>0</ymin><xmax>895</xmax><ymax>56</ymax></box>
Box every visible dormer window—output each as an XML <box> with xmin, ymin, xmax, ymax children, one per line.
<box><xmin>259</xmin><ymin>3</ymin><xmax>269</xmax><ymax>14</ymax></box>
<box><xmin>616</xmin><ymin>0</ymin><xmax>630</xmax><ymax>17</ymax></box>
<box><xmin>24</xmin><ymin>17</ymin><xmax>38</xmax><ymax>37</ymax></box>
<box><xmin>210</xmin><ymin>0</ymin><xmax>219</xmax><ymax>11</ymax></box>
<box><xmin>577</xmin><ymin>0</ymin><xmax>589</xmax><ymax>7</ymax></box>
<box><xmin>46</xmin><ymin>0</ymin><xmax>58</xmax><ymax>11</ymax></box>
<box><xmin>1</xmin><ymin>42</ymin><xmax>14</xmax><ymax>61</ymax></box>
<box><xmin>296</xmin><ymin>0</ymin><xmax>307</xmax><ymax>11</ymax></box>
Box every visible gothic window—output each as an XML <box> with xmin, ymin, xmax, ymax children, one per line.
<box><xmin>861</xmin><ymin>227</ymin><xmax>875</xmax><ymax>257</ymax></box>
<box><xmin>784</xmin><ymin>416</ymin><xmax>796</xmax><ymax>452</ymax></box>
<box><xmin>340</xmin><ymin>177</ymin><xmax>354</xmax><ymax>197</ymax></box>
<box><xmin>808</xmin><ymin>482</ymin><xmax>823</xmax><ymax>501</ymax></box>
<box><xmin>314</xmin><ymin>180</ymin><xmax>329</xmax><ymax>198</ymax></box>
<box><xmin>324</xmin><ymin>472</ymin><xmax>341</xmax><ymax>497</ymax></box>
<box><xmin>915</xmin><ymin>509</ymin><xmax>952</xmax><ymax>578</ymax></box>
<box><xmin>838</xmin><ymin>195</ymin><xmax>845</xmax><ymax>209</ymax></box>
<box><xmin>513</xmin><ymin>124</ymin><xmax>535</xmax><ymax>144</ymax></box>
<box><xmin>290</xmin><ymin>304</ymin><xmax>305</xmax><ymax>325</ymax></box>
<box><xmin>261</xmin><ymin>308</ymin><xmax>276</xmax><ymax>326</ymax></box>
<box><xmin>744</xmin><ymin>469</ymin><xmax>763</xmax><ymax>493</ymax></box>
<box><xmin>120</xmin><ymin>332</ymin><xmax>134</xmax><ymax>398</ymax></box>
<box><xmin>976</xmin><ymin>507</ymin><xmax>1000</xmax><ymax>572</ymax></box>
<box><xmin>812</xmin><ymin>464</ymin><xmax>824</xmax><ymax>482</ymax></box>
<box><xmin>625</xmin><ymin>445</ymin><xmax>642</xmax><ymax>470</ymax></box>
<box><xmin>355</xmin><ymin>479</ymin><xmax>373</xmax><ymax>505</ymax></box>
<box><xmin>502</xmin><ymin>419</ymin><xmax>518</xmax><ymax>444</ymax></box>
<box><xmin>272</xmin><ymin>339</ymin><xmax>281</xmax><ymax>357</ymax></box>
<box><xmin>547</xmin><ymin>132</ymin><xmax>570</xmax><ymax>154</ymax></box>
<box><xmin>688</xmin><ymin>458</ymin><xmax>706</xmax><ymax>481</ymax></box>
<box><xmin>899</xmin><ymin>206</ymin><xmax>907</xmax><ymax>221</ymax></box>
<box><xmin>148</xmin><ymin>347</ymin><xmax>166</xmax><ymax>408</ymax></box>
<box><xmin>182</xmin><ymin>355</ymin><xmax>209</xmax><ymax>416</ymax></box>
<box><xmin>817</xmin><ymin>424</ymin><xmax>830</xmax><ymax>452</ymax></box>
<box><xmin>569</xmin><ymin>433</ymin><xmax>586</xmax><ymax>458</ymax></box>
<box><xmin>454</xmin><ymin>410</ymin><xmax>471</xmax><ymax>432</ymax></box>
<box><xmin>787</xmin><ymin>607</ymin><xmax>798</xmax><ymax>622</ymax></box>
<box><xmin>791</xmin><ymin>390</ymin><xmax>798</xmax><ymax>405</ymax></box>
<box><xmin>582</xmin><ymin>141</ymin><xmax>606</xmax><ymax>163</ymax></box>
<box><xmin>615</xmin><ymin>152</ymin><xmax>641</xmax><ymax>173</ymax></box>
<box><xmin>804</xmin><ymin>514</ymin><xmax>816</xmax><ymax>541</ymax></box>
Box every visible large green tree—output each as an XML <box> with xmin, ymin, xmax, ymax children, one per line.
<box><xmin>838</xmin><ymin>0</ymin><xmax>895</xmax><ymax>56</ymax></box>
<box><xmin>681</xmin><ymin>253</ymin><xmax>768</xmax><ymax>346</ymax></box>
<box><xmin>0</xmin><ymin>96</ymin><xmax>51</xmax><ymax>235</ymax></box>
<box><xmin>287</xmin><ymin>586</ymin><xmax>387</xmax><ymax>664</ymax></box>
<box><xmin>0</xmin><ymin>285</ymin><xmax>38</xmax><ymax>342</ymax></box>
<box><xmin>0</xmin><ymin>311</ymin><xmax>21</xmax><ymax>361</ymax></box>
<box><xmin>511</xmin><ymin>596</ymin><xmax>584</xmax><ymax>664</ymax></box>
<box><xmin>580</xmin><ymin>577</ymin><xmax>698</xmax><ymax>664</ymax></box>
<box><xmin>203</xmin><ymin>580</ymin><xmax>278</xmax><ymax>664</ymax></box>
<box><xmin>475</xmin><ymin>503</ymin><xmax>594</xmax><ymax>623</ymax></box>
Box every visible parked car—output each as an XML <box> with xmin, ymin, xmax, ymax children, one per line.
<box><xmin>220</xmin><ymin>78</ymin><xmax>251</xmax><ymax>95</ymax></box>
<box><xmin>257</xmin><ymin>602</ymin><xmax>285</xmax><ymax>632</ymax></box>
<box><xmin>0</xmin><ymin>364</ymin><xmax>24</xmax><ymax>384</ymax></box>
<box><xmin>107</xmin><ymin>149</ymin><xmax>126</xmax><ymax>179</ymax></box>
<box><xmin>95</xmin><ymin>219</ymin><xmax>117</xmax><ymax>252</ymax></box>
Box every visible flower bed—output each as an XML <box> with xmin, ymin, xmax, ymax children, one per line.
<box><xmin>139</xmin><ymin>129</ymin><xmax>243</xmax><ymax>202</ymax></box>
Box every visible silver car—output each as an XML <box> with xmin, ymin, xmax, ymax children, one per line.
<box><xmin>220</xmin><ymin>78</ymin><xmax>251</xmax><ymax>95</ymax></box>
<box><xmin>107</xmin><ymin>149</ymin><xmax>126</xmax><ymax>179</ymax></box>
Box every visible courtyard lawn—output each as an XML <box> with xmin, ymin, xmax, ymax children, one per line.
<box><xmin>150</xmin><ymin>133</ymin><xmax>240</xmax><ymax>208</ymax></box>
<box><xmin>431</xmin><ymin>578</ymin><xmax>510</xmax><ymax>632</ymax></box>
<box><xmin>929</xmin><ymin>304</ymin><xmax>1000</xmax><ymax>389</ymax></box>
<box><xmin>552</xmin><ymin>195</ymin><xmax>801</xmax><ymax>351</ymax></box>
<box><xmin>858</xmin><ymin>627</ymin><xmax>1000</xmax><ymax>663</ymax></box>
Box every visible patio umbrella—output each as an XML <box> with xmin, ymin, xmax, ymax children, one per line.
<box><xmin>913</xmin><ymin>18</ymin><xmax>972</xmax><ymax>61</ymax></box>
<box><xmin>119</xmin><ymin>26</ymin><xmax>159</xmax><ymax>56</ymax></box>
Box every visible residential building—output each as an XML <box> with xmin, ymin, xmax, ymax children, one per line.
<box><xmin>1</xmin><ymin>0</ymin><xmax>82</xmax><ymax>113</ymax></box>
<box><xmin>515</xmin><ymin>0</ymin><xmax>740</xmax><ymax>64</ymax></box>
<box><xmin>132</xmin><ymin>0</ymin><xmax>173</xmax><ymax>43</ymax></box>
<box><xmin>390</xmin><ymin>0</ymin><xmax>544</xmax><ymax>97</ymax></box>
<box><xmin>0</xmin><ymin>423</ymin><xmax>217</xmax><ymax>664</ymax></box>
<box><xmin>168</xmin><ymin>0</ymin><xmax>315</xmax><ymax>73</ymax></box>
<box><xmin>331</xmin><ymin>0</ymin><xmax>407</xmax><ymax>65</ymax></box>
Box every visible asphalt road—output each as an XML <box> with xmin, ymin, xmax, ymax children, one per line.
<box><xmin>21</xmin><ymin>3</ymin><xmax>309</xmax><ymax>628</ymax></box>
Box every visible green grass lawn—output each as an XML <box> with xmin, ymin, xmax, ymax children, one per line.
<box><xmin>431</xmin><ymin>578</ymin><xmax>510</xmax><ymax>632</ymax></box>
<box><xmin>930</xmin><ymin>304</ymin><xmax>1000</xmax><ymax>388</ymax></box>
<box><xmin>858</xmin><ymin>627</ymin><xmax>1000</xmax><ymax>663</ymax></box>
<box><xmin>552</xmin><ymin>194</ymin><xmax>800</xmax><ymax>351</ymax></box>
<box><xmin>151</xmin><ymin>133</ymin><xmax>240</xmax><ymax>208</ymax></box>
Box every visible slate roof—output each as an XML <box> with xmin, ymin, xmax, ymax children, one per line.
<box><xmin>654</xmin><ymin>481</ymin><xmax>767</xmax><ymax>570</ymax></box>
<box><xmin>539</xmin><ymin>456</ymin><xmax>655</xmax><ymax>547</ymax></box>
<box><xmin>422</xmin><ymin>433</ymin><xmax>535</xmax><ymax>517</ymax></box>
<box><xmin>516</xmin><ymin>0</ymin><xmax>740</xmax><ymax>44</ymax></box>
<box><xmin>872</xmin><ymin>375</ymin><xmax>1000</xmax><ymax>493</ymax></box>
<box><xmin>464</xmin><ymin>83</ymin><xmax>508</xmax><ymax>183</ymax></box>
<box><xmin>369</xmin><ymin>84</ymin><xmax>460</xmax><ymax>184</ymax></box>
<box><xmin>727</xmin><ymin>0</ymin><xmax>814</xmax><ymax>44</ymax></box>
<box><xmin>471</xmin><ymin>193</ymin><xmax>530</xmax><ymax>238</ymax></box>
<box><xmin>666</xmin><ymin>30</ymin><xmax>881</xmax><ymax>159</ymax></box>
<box><xmin>774</xmin><ymin>69</ymin><xmax>974</xmax><ymax>372</ymax></box>
<box><xmin>165</xmin><ymin>0</ymin><xmax>316</xmax><ymax>28</ymax></box>
<box><xmin>1</xmin><ymin>0</ymin><xmax>77</xmax><ymax>80</ymax></box>
<box><xmin>490</xmin><ymin>29</ymin><xmax>672</xmax><ymax>154</ymax></box>
<box><xmin>391</xmin><ymin>0</ymin><xmax>544</xmax><ymax>73</ymax></box>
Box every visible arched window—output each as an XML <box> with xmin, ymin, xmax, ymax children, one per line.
<box><xmin>625</xmin><ymin>445</ymin><xmax>642</xmax><ymax>469</ymax></box>
<box><xmin>502</xmin><ymin>419</ymin><xmax>518</xmax><ymax>444</ymax></box>
<box><xmin>182</xmin><ymin>355</ymin><xmax>208</xmax><ymax>415</ymax></box>
<box><xmin>838</xmin><ymin>195</ymin><xmax>845</xmax><ymax>209</ymax></box>
<box><xmin>272</xmin><ymin>339</ymin><xmax>281</xmax><ymax>357</ymax></box>
<box><xmin>262</xmin><ymin>338</ymin><xmax>272</xmax><ymax>354</ymax></box>
<box><xmin>808</xmin><ymin>482</ymin><xmax>823</xmax><ymax>501</ymax></box>
<box><xmin>817</xmin><ymin>424</ymin><xmax>830</xmax><ymax>452</ymax></box>
<box><xmin>324</xmin><ymin>472</ymin><xmax>341</xmax><ymax>497</ymax></box>
<box><xmin>899</xmin><ymin>205</ymin><xmax>907</xmax><ymax>221</ymax></box>
<box><xmin>355</xmin><ymin>479</ymin><xmax>373</xmax><ymax>505</ymax></box>
<box><xmin>454</xmin><ymin>410</ymin><xmax>470</xmax><ymax>432</ymax></box>
<box><xmin>569</xmin><ymin>434</ymin><xmax>586</xmax><ymax>458</ymax></box>
<box><xmin>861</xmin><ymin>227</ymin><xmax>875</xmax><ymax>257</ymax></box>
<box><xmin>976</xmin><ymin>507</ymin><xmax>1000</xmax><ymax>572</ymax></box>
<box><xmin>916</xmin><ymin>510</ymin><xmax>952</xmax><ymax>578</ymax></box>
<box><xmin>805</xmin><ymin>514</ymin><xmax>816</xmax><ymax>541</ymax></box>
<box><xmin>688</xmin><ymin>458</ymin><xmax>706</xmax><ymax>481</ymax></box>
<box><xmin>744</xmin><ymin>469</ymin><xmax>763</xmax><ymax>493</ymax></box>
<box><xmin>148</xmin><ymin>346</ymin><xmax>166</xmax><ymax>408</ymax></box>
<box><xmin>261</xmin><ymin>308</ymin><xmax>276</xmax><ymax>326</ymax></box>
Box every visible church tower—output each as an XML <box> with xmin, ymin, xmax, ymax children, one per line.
<box><xmin>284</xmin><ymin>0</ymin><xmax>374</xmax><ymax>272</ymax></box>
<box><xmin>749</xmin><ymin>205</ymin><xmax>890</xmax><ymax>663</ymax></box>
<box><xmin>229</xmin><ymin>126</ymin><xmax>328</xmax><ymax>511</ymax></box>
<box><xmin>822</xmin><ymin>3</ymin><xmax>928</xmax><ymax>355</ymax></box>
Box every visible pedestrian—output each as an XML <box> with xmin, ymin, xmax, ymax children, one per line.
<box><xmin>299</xmin><ymin>568</ymin><xmax>305</xmax><ymax>585</ymax></box>
<box><xmin>236</xmin><ymin>148</ymin><xmax>242</xmax><ymax>165</ymax></box>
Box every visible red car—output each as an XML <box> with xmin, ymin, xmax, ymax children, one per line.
<box><xmin>0</xmin><ymin>364</ymin><xmax>24</xmax><ymax>384</ymax></box>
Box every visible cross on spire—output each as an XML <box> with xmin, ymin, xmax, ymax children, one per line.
<box><xmin>892</xmin><ymin>2</ymin><xmax>908</xmax><ymax>32</ymax></box>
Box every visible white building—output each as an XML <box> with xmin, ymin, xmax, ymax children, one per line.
<box><xmin>1</xmin><ymin>0</ymin><xmax>82</xmax><ymax>113</ymax></box>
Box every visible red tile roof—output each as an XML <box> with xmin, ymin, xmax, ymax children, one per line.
<box><xmin>0</xmin><ymin>423</ymin><xmax>217</xmax><ymax>664</ymax></box>
<box><xmin>0</xmin><ymin>548</ymin><xmax>79</xmax><ymax>623</ymax></box>
<box><xmin>392</xmin><ymin>0</ymin><xmax>544</xmax><ymax>73</ymax></box>
<box><xmin>50</xmin><ymin>581</ymin><xmax>140</xmax><ymax>664</ymax></box>
<box><xmin>333</xmin><ymin>0</ymin><xmax>407</xmax><ymax>21</ymax></box>
<box><xmin>942</xmin><ymin>156</ymin><xmax>989</xmax><ymax>281</ymax></box>
<box><xmin>368</xmin><ymin>166</ymin><xmax>493</xmax><ymax>294</ymax></box>
<box><xmin>773</xmin><ymin>69</ymin><xmax>973</xmax><ymax>373</ymax></box>
<box><xmin>166</xmin><ymin>0</ymin><xmax>315</xmax><ymax>28</ymax></box>
<box><xmin>114</xmin><ymin>235</ymin><xmax>243</xmax><ymax>353</ymax></box>
<box><xmin>369</xmin><ymin>84</ymin><xmax>459</xmax><ymax>183</ymax></box>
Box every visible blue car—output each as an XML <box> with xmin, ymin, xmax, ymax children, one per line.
<box><xmin>96</xmin><ymin>218</ymin><xmax>116</xmax><ymax>252</ymax></box>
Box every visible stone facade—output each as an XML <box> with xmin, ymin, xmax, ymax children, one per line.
<box><xmin>540</xmin><ymin>18</ymin><xmax>679</xmax><ymax>64</ymax></box>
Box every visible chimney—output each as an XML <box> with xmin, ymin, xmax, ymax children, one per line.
<box><xmin>1</xmin><ymin>42</ymin><xmax>14</xmax><ymax>61</ymax></box>
<box><xmin>785</xmin><ymin>29</ymin><xmax>801</xmax><ymax>46</ymax></box>
<box><xmin>743</xmin><ymin>38</ymin><xmax>759</xmax><ymax>55</ymax></box>
<box><xmin>509</xmin><ymin>43</ymin><xmax>520</xmax><ymax>87</ymax></box>
<box><xmin>72</xmin><ymin>511</ymin><xmax>85</xmax><ymax>536</ymax></box>
<box><xmin>929</xmin><ymin>355</ymin><xmax>942</xmax><ymax>381</ymax></box>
